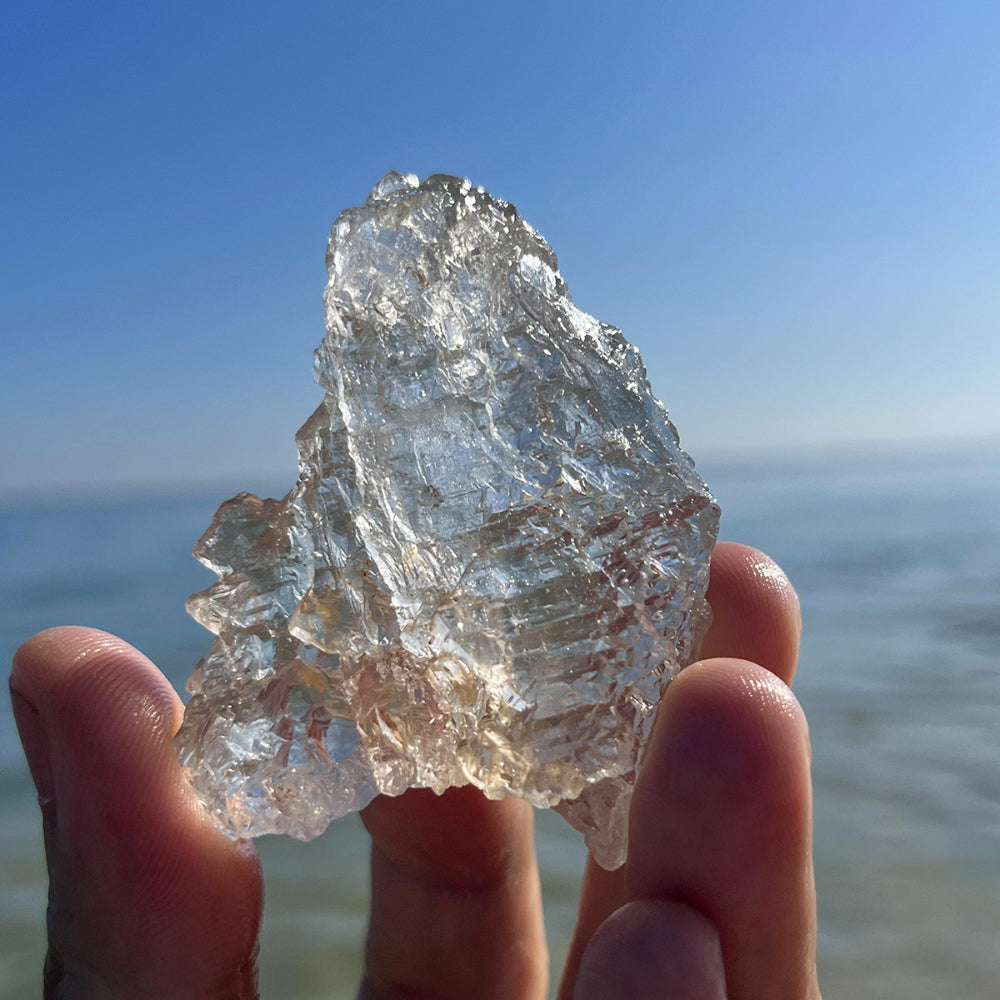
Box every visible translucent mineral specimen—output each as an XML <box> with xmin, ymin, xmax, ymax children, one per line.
<box><xmin>175</xmin><ymin>172</ymin><xmax>720</xmax><ymax>869</ymax></box>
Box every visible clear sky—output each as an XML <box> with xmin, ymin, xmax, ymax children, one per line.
<box><xmin>3</xmin><ymin>0</ymin><xmax>999</xmax><ymax>495</ymax></box>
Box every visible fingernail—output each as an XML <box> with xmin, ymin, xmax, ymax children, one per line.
<box><xmin>10</xmin><ymin>682</ymin><xmax>56</xmax><ymax>804</ymax></box>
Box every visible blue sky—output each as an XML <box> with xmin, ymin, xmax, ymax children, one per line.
<box><xmin>3</xmin><ymin>0</ymin><xmax>999</xmax><ymax>494</ymax></box>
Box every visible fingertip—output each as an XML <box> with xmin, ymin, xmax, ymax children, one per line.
<box><xmin>703</xmin><ymin>543</ymin><xmax>801</xmax><ymax>684</ymax></box>
<box><xmin>636</xmin><ymin>659</ymin><xmax>810</xmax><ymax>847</ymax></box>
<box><xmin>10</xmin><ymin>628</ymin><xmax>181</xmax><ymax>816</ymax></box>
<box><xmin>11</xmin><ymin>627</ymin><xmax>209</xmax><ymax>861</ymax></box>
<box><xmin>361</xmin><ymin>787</ymin><xmax>548</xmax><ymax>999</ymax></box>
<box><xmin>574</xmin><ymin>900</ymin><xmax>726</xmax><ymax>1000</ymax></box>
<box><xmin>10</xmin><ymin>625</ymin><xmax>257</xmax><ymax>885</ymax></box>
<box><xmin>10</xmin><ymin>628</ymin><xmax>265</xmax><ymax>997</ymax></box>
<box><xmin>628</xmin><ymin>658</ymin><xmax>817</xmax><ymax>999</ymax></box>
<box><xmin>668</xmin><ymin>657</ymin><xmax>808</xmax><ymax>739</ymax></box>
<box><xmin>11</xmin><ymin>626</ymin><xmax>183</xmax><ymax>739</ymax></box>
<box><xmin>14</xmin><ymin>625</ymin><xmax>145</xmax><ymax>676</ymax></box>
<box><xmin>362</xmin><ymin>785</ymin><xmax>535</xmax><ymax>891</ymax></box>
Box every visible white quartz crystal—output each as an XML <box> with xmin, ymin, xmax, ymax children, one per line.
<box><xmin>174</xmin><ymin>172</ymin><xmax>719</xmax><ymax>868</ymax></box>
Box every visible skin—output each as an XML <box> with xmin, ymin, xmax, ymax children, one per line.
<box><xmin>9</xmin><ymin>542</ymin><xmax>821</xmax><ymax>999</ymax></box>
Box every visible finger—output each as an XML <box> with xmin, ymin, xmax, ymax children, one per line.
<box><xmin>574</xmin><ymin>900</ymin><xmax>725</xmax><ymax>1000</ymax></box>
<box><xmin>10</xmin><ymin>627</ymin><xmax>263</xmax><ymax>1000</ymax></box>
<box><xmin>360</xmin><ymin>786</ymin><xmax>548</xmax><ymax>999</ymax></box>
<box><xmin>701</xmin><ymin>542</ymin><xmax>801</xmax><ymax>684</ymax></box>
<box><xmin>556</xmin><ymin>857</ymin><xmax>624</xmax><ymax>1000</ymax></box>
<box><xmin>626</xmin><ymin>658</ymin><xmax>819</xmax><ymax>1000</ymax></box>
<box><xmin>559</xmin><ymin>540</ymin><xmax>802</xmax><ymax>997</ymax></box>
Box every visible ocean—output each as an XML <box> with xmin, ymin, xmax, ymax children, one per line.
<box><xmin>1</xmin><ymin>446</ymin><xmax>998</xmax><ymax>998</ymax></box>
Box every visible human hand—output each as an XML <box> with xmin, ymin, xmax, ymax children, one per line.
<box><xmin>10</xmin><ymin>542</ymin><xmax>819</xmax><ymax>999</ymax></box>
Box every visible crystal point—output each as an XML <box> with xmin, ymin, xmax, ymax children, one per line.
<box><xmin>174</xmin><ymin>173</ymin><xmax>720</xmax><ymax>868</ymax></box>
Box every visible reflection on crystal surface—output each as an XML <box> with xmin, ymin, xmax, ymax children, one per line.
<box><xmin>174</xmin><ymin>172</ymin><xmax>720</xmax><ymax>868</ymax></box>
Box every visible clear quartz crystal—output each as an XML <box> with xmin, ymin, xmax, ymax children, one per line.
<box><xmin>174</xmin><ymin>172</ymin><xmax>720</xmax><ymax>869</ymax></box>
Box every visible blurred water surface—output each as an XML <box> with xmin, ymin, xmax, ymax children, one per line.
<box><xmin>1</xmin><ymin>447</ymin><xmax>998</xmax><ymax>997</ymax></box>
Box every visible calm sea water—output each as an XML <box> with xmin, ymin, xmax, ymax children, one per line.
<box><xmin>1</xmin><ymin>447</ymin><xmax>998</xmax><ymax>998</ymax></box>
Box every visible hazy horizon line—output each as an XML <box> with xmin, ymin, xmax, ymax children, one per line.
<box><xmin>3</xmin><ymin>433</ymin><xmax>998</xmax><ymax>508</ymax></box>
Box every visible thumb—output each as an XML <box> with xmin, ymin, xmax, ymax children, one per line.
<box><xmin>10</xmin><ymin>627</ymin><xmax>263</xmax><ymax>1000</ymax></box>
<box><xmin>574</xmin><ymin>900</ymin><xmax>726</xmax><ymax>999</ymax></box>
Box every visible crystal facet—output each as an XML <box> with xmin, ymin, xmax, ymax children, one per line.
<box><xmin>174</xmin><ymin>172</ymin><xmax>720</xmax><ymax>868</ymax></box>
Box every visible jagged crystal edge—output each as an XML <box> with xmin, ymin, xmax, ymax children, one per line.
<box><xmin>174</xmin><ymin>171</ymin><xmax>720</xmax><ymax>870</ymax></box>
